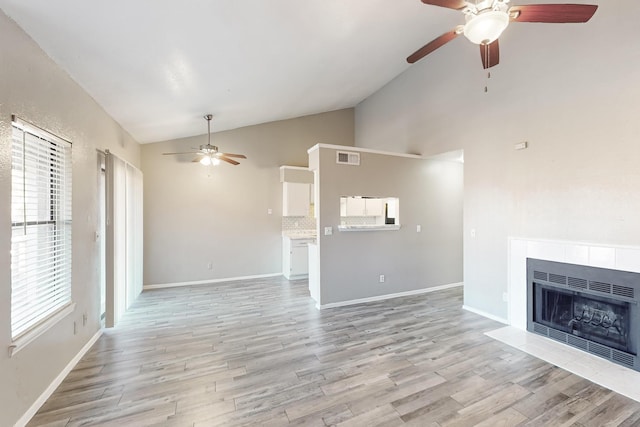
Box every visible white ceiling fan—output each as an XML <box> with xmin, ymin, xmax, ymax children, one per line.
<box><xmin>162</xmin><ymin>115</ymin><xmax>247</xmax><ymax>166</ymax></box>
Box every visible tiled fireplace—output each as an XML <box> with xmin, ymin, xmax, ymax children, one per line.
<box><xmin>484</xmin><ymin>238</ymin><xmax>640</xmax><ymax>402</ymax></box>
<box><xmin>527</xmin><ymin>258</ymin><xmax>640</xmax><ymax>371</ymax></box>
<box><xmin>508</xmin><ymin>238</ymin><xmax>640</xmax><ymax>330</ymax></box>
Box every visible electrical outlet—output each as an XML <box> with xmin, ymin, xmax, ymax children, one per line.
<box><xmin>207</xmin><ymin>262</ymin><xmax>213</xmax><ymax>270</ymax></box>
<box><xmin>502</xmin><ymin>292</ymin><xmax>509</xmax><ymax>302</ymax></box>
<box><xmin>379</xmin><ymin>275</ymin><xmax>385</xmax><ymax>283</ymax></box>
<box><xmin>416</xmin><ymin>225</ymin><xmax>421</xmax><ymax>233</ymax></box>
<box><xmin>324</xmin><ymin>226</ymin><xmax>332</xmax><ymax>236</ymax></box>
<box><xmin>83</xmin><ymin>313</ymin><xmax>87</xmax><ymax>326</ymax></box>
<box><xmin>514</xmin><ymin>141</ymin><xmax>528</xmax><ymax>150</ymax></box>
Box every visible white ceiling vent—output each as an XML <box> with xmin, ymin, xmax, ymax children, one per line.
<box><xmin>336</xmin><ymin>151</ymin><xmax>360</xmax><ymax>166</ymax></box>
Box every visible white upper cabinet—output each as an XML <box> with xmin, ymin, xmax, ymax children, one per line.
<box><xmin>283</xmin><ymin>182</ymin><xmax>310</xmax><ymax>217</ymax></box>
<box><xmin>341</xmin><ymin>197</ymin><xmax>384</xmax><ymax>217</ymax></box>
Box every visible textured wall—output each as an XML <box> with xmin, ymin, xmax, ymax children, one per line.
<box><xmin>354</xmin><ymin>0</ymin><xmax>640</xmax><ymax>320</ymax></box>
<box><xmin>141</xmin><ymin>109</ymin><xmax>354</xmax><ymax>285</ymax></box>
<box><xmin>0</xmin><ymin>10</ymin><xmax>140</xmax><ymax>427</ymax></box>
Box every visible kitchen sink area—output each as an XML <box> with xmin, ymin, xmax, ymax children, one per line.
<box><xmin>280</xmin><ymin>165</ymin><xmax>316</xmax><ymax>280</ymax></box>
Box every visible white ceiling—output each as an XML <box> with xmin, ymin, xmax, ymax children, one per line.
<box><xmin>0</xmin><ymin>0</ymin><xmax>467</xmax><ymax>143</ymax></box>
<box><xmin>0</xmin><ymin>0</ymin><xmax>605</xmax><ymax>144</ymax></box>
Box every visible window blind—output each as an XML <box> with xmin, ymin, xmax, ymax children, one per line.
<box><xmin>11</xmin><ymin>117</ymin><xmax>72</xmax><ymax>340</ymax></box>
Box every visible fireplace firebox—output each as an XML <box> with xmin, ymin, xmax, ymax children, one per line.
<box><xmin>527</xmin><ymin>258</ymin><xmax>640</xmax><ymax>371</ymax></box>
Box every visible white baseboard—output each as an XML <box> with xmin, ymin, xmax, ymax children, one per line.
<box><xmin>143</xmin><ymin>272</ymin><xmax>283</xmax><ymax>290</ymax></box>
<box><xmin>462</xmin><ymin>305</ymin><xmax>509</xmax><ymax>325</ymax></box>
<box><xmin>16</xmin><ymin>329</ymin><xmax>102</xmax><ymax>427</ymax></box>
<box><xmin>318</xmin><ymin>282</ymin><xmax>463</xmax><ymax>310</ymax></box>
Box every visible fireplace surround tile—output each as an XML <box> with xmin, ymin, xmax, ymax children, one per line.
<box><xmin>616</xmin><ymin>248</ymin><xmax>640</xmax><ymax>273</ymax></box>
<box><xmin>526</xmin><ymin>241</ymin><xmax>565</xmax><ymax>262</ymax></box>
<box><xmin>565</xmin><ymin>244</ymin><xmax>589</xmax><ymax>265</ymax></box>
<box><xmin>589</xmin><ymin>246</ymin><xmax>616</xmax><ymax>268</ymax></box>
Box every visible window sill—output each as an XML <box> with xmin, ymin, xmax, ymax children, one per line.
<box><xmin>9</xmin><ymin>302</ymin><xmax>76</xmax><ymax>357</ymax></box>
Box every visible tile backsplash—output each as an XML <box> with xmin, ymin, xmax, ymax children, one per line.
<box><xmin>282</xmin><ymin>216</ymin><xmax>316</xmax><ymax>231</ymax></box>
<box><xmin>340</xmin><ymin>216</ymin><xmax>377</xmax><ymax>226</ymax></box>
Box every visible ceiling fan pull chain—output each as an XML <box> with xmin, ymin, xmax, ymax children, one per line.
<box><xmin>484</xmin><ymin>45</ymin><xmax>490</xmax><ymax>93</ymax></box>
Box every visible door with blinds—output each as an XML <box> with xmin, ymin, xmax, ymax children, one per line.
<box><xmin>105</xmin><ymin>151</ymin><xmax>143</xmax><ymax>327</ymax></box>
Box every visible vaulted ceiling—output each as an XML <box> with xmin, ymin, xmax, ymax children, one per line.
<box><xmin>0</xmin><ymin>0</ymin><xmax>600</xmax><ymax>143</ymax></box>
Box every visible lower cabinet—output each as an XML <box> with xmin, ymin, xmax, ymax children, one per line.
<box><xmin>283</xmin><ymin>237</ymin><xmax>313</xmax><ymax>279</ymax></box>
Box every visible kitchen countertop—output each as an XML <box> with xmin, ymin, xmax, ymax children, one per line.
<box><xmin>282</xmin><ymin>230</ymin><xmax>317</xmax><ymax>239</ymax></box>
<box><xmin>337</xmin><ymin>224</ymin><xmax>401</xmax><ymax>232</ymax></box>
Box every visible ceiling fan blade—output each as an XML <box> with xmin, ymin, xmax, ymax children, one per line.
<box><xmin>509</xmin><ymin>4</ymin><xmax>597</xmax><ymax>23</ymax></box>
<box><xmin>407</xmin><ymin>26</ymin><xmax>463</xmax><ymax>64</ymax></box>
<box><xmin>163</xmin><ymin>151</ymin><xmax>199</xmax><ymax>155</ymax></box>
<box><xmin>480</xmin><ymin>39</ymin><xmax>499</xmax><ymax>69</ymax></box>
<box><xmin>421</xmin><ymin>0</ymin><xmax>468</xmax><ymax>10</ymax></box>
<box><xmin>219</xmin><ymin>153</ymin><xmax>247</xmax><ymax>159</ymax></box>
<box><xmin>218</xmin><ymin>156</ymin><xmax>240</xmax><ymax>166</ymax></box>
<box><xmin>192</xmin><ymin>157</ymin><xmax>202</xmax><ymax>163</ymax></box>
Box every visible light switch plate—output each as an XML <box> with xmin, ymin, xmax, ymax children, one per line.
<box><xmin>324</xmin><ymin>226</ymin><xmax>332</xmax><ymax>236</ymax></box>
<box><xmin>416</xmin><ymin>225</ymin><xmax>421</xmax><ymax>232</ymax></box>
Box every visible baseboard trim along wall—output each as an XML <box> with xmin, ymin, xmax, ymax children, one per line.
<box><xmin>143</xmin><ymin>273</ymin><xmax>283</xmax><ymax>290</ymax></box>
<box><xmin>318</xmin><ymin>282</ymin><xmax>463</xmax><ymax>310</ymax></box>
<box><xmin>16</xmin><ymin>329</ymin><xmax>103</xmax><ymax>427</ymax></box>
<box><xmin>462</xmin><ymin>305</ymin><xmax>509</xmax><ymax>325</ymax></box>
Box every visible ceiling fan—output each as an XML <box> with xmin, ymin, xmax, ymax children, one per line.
<box><xmin>162</xmin><ymin>114</ymin><xmax>247</xmax><ymax>166</ymax></box>
<box><xmin>407</xmin><ymin>0</ymin><xmax>598</xmax><ymax>69</ymax></box>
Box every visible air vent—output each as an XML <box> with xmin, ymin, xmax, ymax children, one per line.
<box><xmin>588</xmin><ymin>342</ymin><xmax>611</xmax><ymax>358</ymax></box>
<box><xmin>612</xmin><ymin>350</ymin><xmax>635</xmax><ymax>368</ymax></box>
<box><xmin>549</xmin><ymin>329</ymin><xmax>567</xmax><ymax>342</ymax></box>
<box><xmin>589</xmin><ymin>281</ymin><xmax>612</xmax><ymax>294</ymax></box>
<box><xmin>568</xmin><ymin>277</ymin><xmax>588</xmax><ymax>289</ymax></box>
<box><xmin>336</xmin><ymin>151</ymin><xmax>360</xmax><ymax>166</ymax></box>
<box><xmin>613</xmin><ymin>284</ymin><xmax>634</xmax><ymax>299</ymax></box>
<box><xmin>534</xmin><ymin>324</ymin><xmax>548</xmax><ymax>335</ymax></box>
<box><xmin>549</xmin><ymin>274</ymin><xmax>567</xmax><ymax>285</ymax></box>
<box><xmin>567</xmin><ymin>335</ymin><xmax>588</xmax><ymax>350</ymax></box>
<box><xmin>533</xmin><ymin>271</ymin><xmax>548</xmax><ymax>281</ymax></box>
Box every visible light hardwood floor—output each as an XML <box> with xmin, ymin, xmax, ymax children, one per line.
<box><xmin>28</xmin><ymin>277</ymin><xmax>640</xmax><ymax>426</ymax></box>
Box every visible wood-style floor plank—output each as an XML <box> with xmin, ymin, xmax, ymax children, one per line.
<box><xmin>27</xmin><ymin>277</ymin><xmax>640</xmax><ymax>426</ymax></box>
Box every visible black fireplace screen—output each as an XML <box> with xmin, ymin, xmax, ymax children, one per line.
<box><xmin>534</xmin><ymin>284</ymin><xmax>631</xmax><ymax>353</ymax></box>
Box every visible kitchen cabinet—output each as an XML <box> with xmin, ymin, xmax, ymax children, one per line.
<box><xmin>283</xmin><ymin>182</ymin><xmax>310</xmax><ymax>217</ymax></box>
<box><xmin>340</xmin><ymin>197</ymin><xmax>384</xmax><ymax>217</ymax></box>
<box><xmin>283</xmin><ymin>236</ymin><xmax>313</xmax><ymax>279</ymax></box>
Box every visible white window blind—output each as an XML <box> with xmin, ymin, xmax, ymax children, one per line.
<box><xmin>11</xmin><ymin>116</ymin><xmax>72</xmax><ymax>341</ymax></box>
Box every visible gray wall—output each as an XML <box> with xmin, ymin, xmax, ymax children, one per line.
<box><xmin>141</xmin><ymin>109</ymin><xmax>354</xmax><ymax>285</ymax></box>
<box><xmin>354</xmin><ymin>1</ymin><xmax>640</xmax><ymax>320</ymax></box>
<box><xmin>0</xmin><ymin>10</ymin><xmax>141</xmax><ymax>427</ymax></box>
<box><xmin>313</xmin><ymin>146</ymin><xmax>463</xmax><ymax>305</ymax></box>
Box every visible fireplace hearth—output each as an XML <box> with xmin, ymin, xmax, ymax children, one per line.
<box><xmin>527</xmin><ymin>258</ymin><xmax>640</xmax><ymax>371</ymax></box>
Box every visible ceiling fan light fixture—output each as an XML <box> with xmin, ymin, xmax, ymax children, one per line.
<box><xmin>212</xmin><ymin>157</ymin><xmax>221</xmax><ymax>166</ymax></box>
<box><xmin>200</xmin><ymin>155</ymin><xmax>212</xmax><ymax>166</ymax></box>
<box><xmin>463</xmin><ymin>10</ymin><xmax>509</xmax><ymax>44</ymax></box>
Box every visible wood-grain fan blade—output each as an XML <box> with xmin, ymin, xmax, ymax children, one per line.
<box><xmin>218</xmin><ymin>156</ymin><xmax>240</xmax><ymax>166</ymax></box>
<box><xmin>480</xmin><ymin>39</ymin><xmax>499</xmax><ymax>69</ymax></box>
<box><xmin>509</xmin><ymin>4</ymin><xmax>597</xmax><ymax>23</ymax></box>
<box><xmin>421</xmin><ymin>0</ymin><xmax>468</xmax><ymax>10</ymax></box>
<box><xmin>407</xmin><ymin>26</ymin><xmax>463</xmax><ymax>64</ymax></box>
<box><xmin>219</xmin><ymin>153</ymin><xmax>247</xmax><ymax>159</ymax></box>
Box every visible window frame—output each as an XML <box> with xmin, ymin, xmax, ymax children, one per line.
<box><xmin>9</xmin><ymin>116</ymin><xmax>74</xmax><ymax>356</ymax></box>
